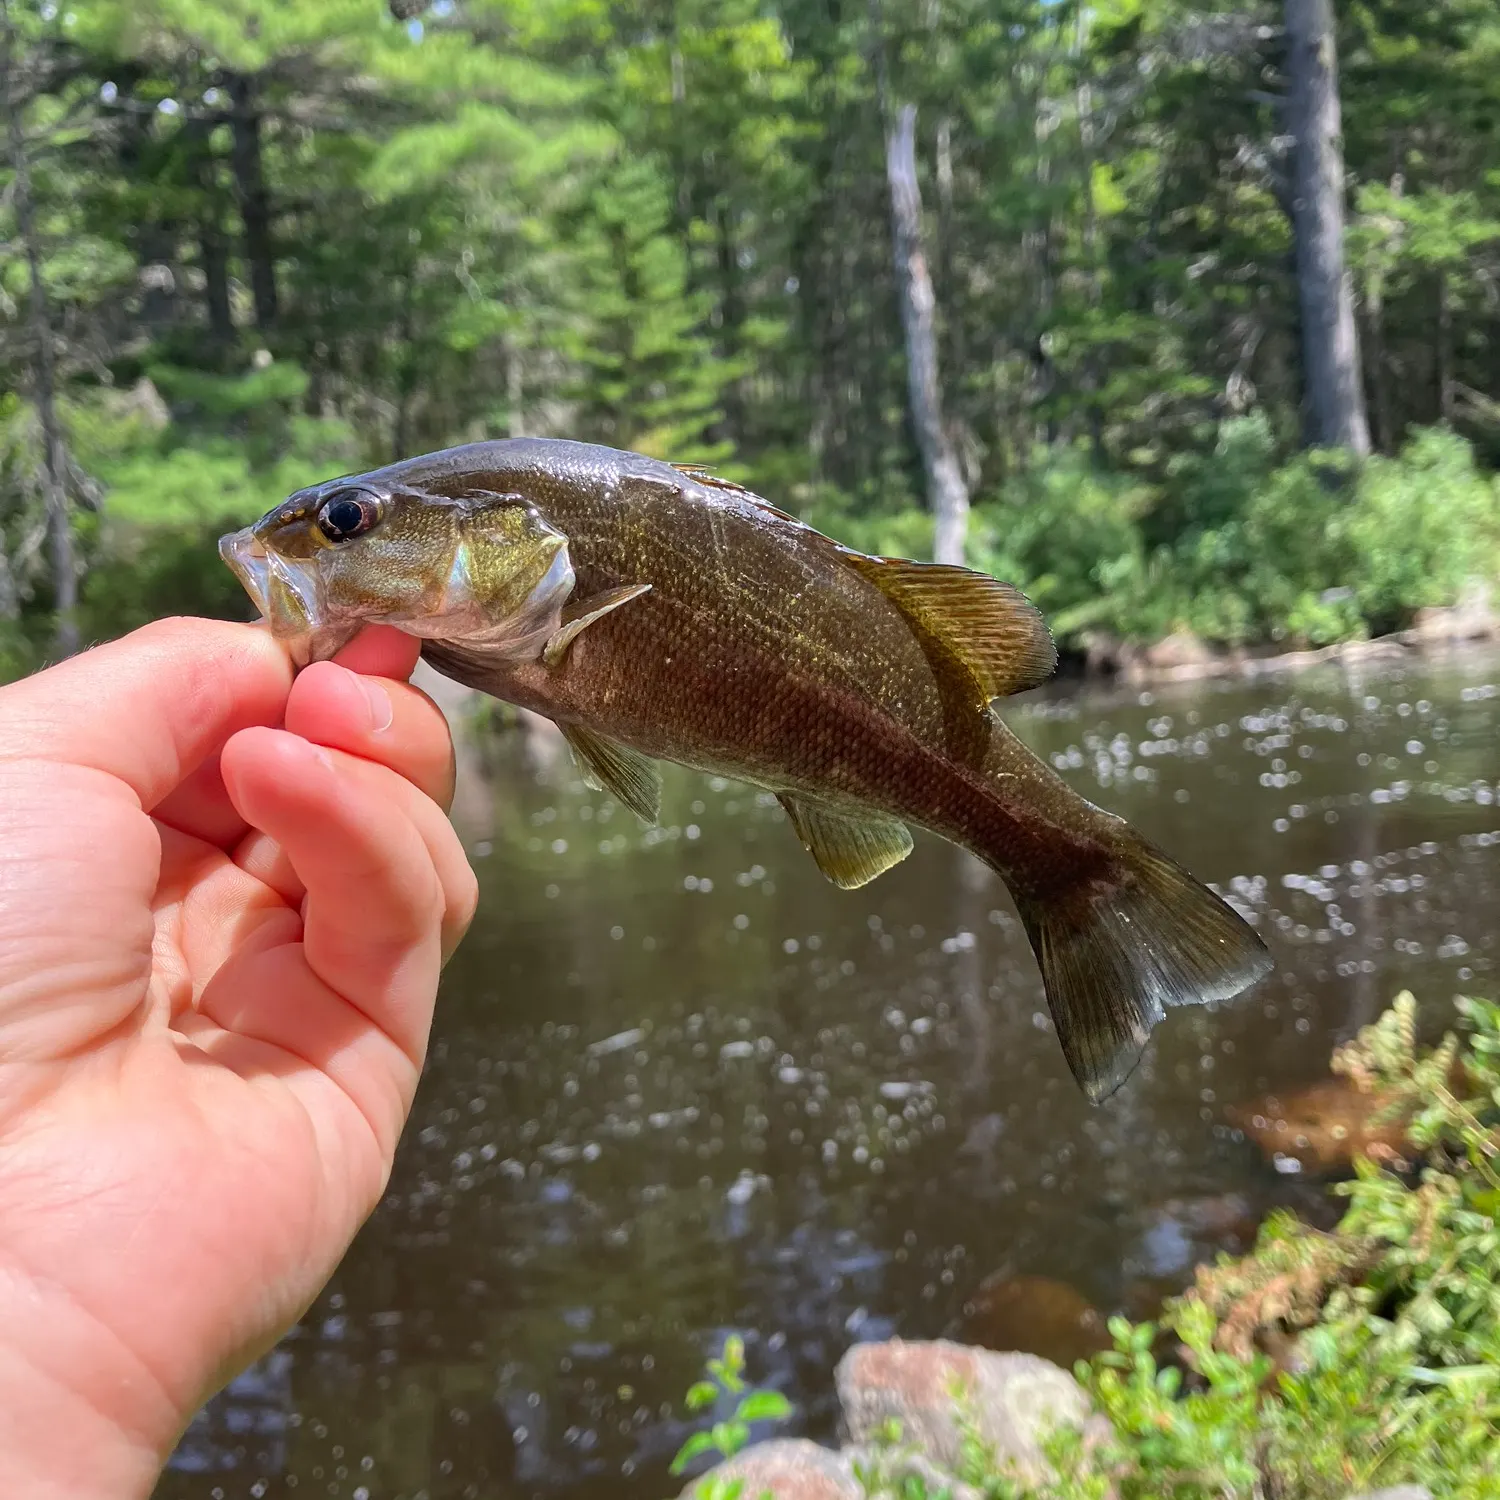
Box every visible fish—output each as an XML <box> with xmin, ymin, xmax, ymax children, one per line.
<box><xmin>220</xmin><ymin>437</ymin><xmax>1273</xmax><ymax>1100</ymax></box>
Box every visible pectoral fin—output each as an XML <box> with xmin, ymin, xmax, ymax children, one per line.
<box><xmin>840</xmin><ymin>553</ymin><xmax>1057</xmax><ymax>702</ymax></box>
<box><xmin>561</xmin><ymin>723</ymin><xmax>662</xmax><ymax>825</ymax></box>
<box><xmin>778</xmin><ymin>795</ymin><xmax>914</xmax><ymax>889</ymax></box>
<box><xmin>543</xmin><ymin>584</ymin><xmax>652</xmax><ymax>668</ymax></box>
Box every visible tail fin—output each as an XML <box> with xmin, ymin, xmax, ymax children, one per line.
<box><xmin>1012</xmin><ymin>833</ymin><xmax>1272</xmax><ymax>1102</ymax></box>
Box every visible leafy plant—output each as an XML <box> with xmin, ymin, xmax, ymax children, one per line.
<box><xmin>670</xmin><ymin>1334</ymin><xmax>793</xmax><ymax>1500</ymax></box>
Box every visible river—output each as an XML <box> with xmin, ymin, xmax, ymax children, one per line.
<box><xmin>158</xmin><ymin>645</ymin><xmax>1500</xmax><ymax>1500</ymax></box>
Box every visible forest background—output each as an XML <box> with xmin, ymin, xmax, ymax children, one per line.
<box><xmin>2</xmin><ymin>0</ymin><xmax>1498</xmax><ymax>677</ymax></box>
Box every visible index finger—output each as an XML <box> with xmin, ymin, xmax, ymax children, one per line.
<box><xmin>153</xmin><ymin>627</ymin><xmax>435</xmax><ymax>851</ymax></box>
<box><xmin>0</xmin><ymin>617</ymin><xmax>293</xmax><ymax>811</ymax></box>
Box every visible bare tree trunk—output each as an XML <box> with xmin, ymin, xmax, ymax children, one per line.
<box><xmin>884</xmin><ymin>103</ymin><xmax>970</xmax><ymax>565</ymax></box>
<box><xmin>2</xmin><ymin>0</ymin><xmax>78</xmax><ymax>656</ymax></box>
<box><xmin>1285</xmin><ymin>0</ymin><xmax>1370</xmax><ymax>454</ymax></box>
<box><xmin>934</xmin><ymin>117</ymin><xmax>965</xmax><ymax>380</ymax></box>
<box><xmin>199</xmin><ymin>210</ymin><xmax>234</xmax><ymax>345</ymax></box>
<box><xmin>227</xmin><ymin>72</ymin><xmax>279</xmax><ymax>332</ymax></box>
<box><xmin>113</xmin><ymin>79</ymin><xmax>179</xmax><ymax>332</ymax></box>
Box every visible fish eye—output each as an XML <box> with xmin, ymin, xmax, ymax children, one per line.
<box><xmin>315</xmin><ymin>488</ymin><xmax>382</xmax><ymax>544</ymax></box>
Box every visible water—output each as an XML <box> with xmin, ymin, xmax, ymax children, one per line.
<box><xmin>160</xmin><ymin>647</ymin><xmax>1500</xmax><ymax>1500</ymax></box>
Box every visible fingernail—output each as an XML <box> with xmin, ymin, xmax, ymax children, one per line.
<box><xmin>359</xmin><ymin>675</ymin><xmax>394</xmax><ymax>734</ymax></box>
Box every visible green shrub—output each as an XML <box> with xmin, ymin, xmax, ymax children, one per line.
<box><xmin>969</xmin><ymin>447</ymin><xmax>1154</xmax><ymax>640</ymax></box>
<box><xmin>1347</xmin><ymin>427</ymin><xmax>1500</xmax><ymax>631</ymax></box>
<box><xmin>975</xmin><ymin>422</ymin><xmax>1499</xmax><ymax>651</ymax></box>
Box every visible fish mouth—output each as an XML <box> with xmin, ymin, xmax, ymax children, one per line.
<box><xmin>219</xmin><ymin>526</ymin><xmax>322</xmax><ymax>637</ymax></box>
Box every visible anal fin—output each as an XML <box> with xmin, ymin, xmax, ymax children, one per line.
<box><xmin>778</xmin><ymin>795</ymin><xmax>914</xmax><ymax>889</ymax></box>
<box><xmin>561</xmin><ymin>723</ymin><xmax>662</xmax><ymax>825</ymax></box>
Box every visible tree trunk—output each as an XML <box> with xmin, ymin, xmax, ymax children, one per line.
<box><xmin>200</xmin><ymin>209</ymin><xmax>234</xmax><ymax>346</ymax></box>
<box><xmin>184</xmin><ymin>120</ymin><xmax>234</xmax><ymax>347</ymax></box>
<box><xmin>112</xmin><ymin>74</ymin><xmax>179</xmax><ymax>331</ymax></box>
<box><xmin>1361</xmin><ymin>287</ymin><xmax>1391</xmax><ymax>454</ymax></box>
<box><xmin>1074</xmin><ymin>4</ymin><xmax>1106</xmax><ymax>457</ymax></box>
<box><xmin>2</xmin><ymin>0</ymin><xmax>78</xmax><ymax>656</ymax></box>
<box><xmin>227</xmin><ymin>72</ymin><xmax>279</xmax><ymax>332</ymax></box>
<box><xmin>884</xmin><ymin>103</ymin><xmax>970</xmax><ymax>566</ymax></box>
<box><xmin>1435</xmin><ymin>269</ymin><xmax>1453</xmax><ymax>424</ymax></box>
<box><xmin>934</xmin><ymin>116</ymin><xmax>966</xmax><ymax>382</ymax></box>
<box><xmin>505</xmin><ymin>338</ymin><xmax>526</xmax><ymax>440</ymax></box>
<box><xmin>1285</xmin><ymin>0</ymin><xmax>1370</xmax><ymax>454</ymax></box>
<box><xmin>0</xmin><ymin>528</ymin><xmax>17</xmax><ymax>625</ymax></box>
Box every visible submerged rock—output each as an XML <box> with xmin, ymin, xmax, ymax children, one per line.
<box><xmin>677</xmin><ymin>1438</ymin><xmax>860</xmax><ymax>1500</ymax></box>
<box><xmin>1123</xmin><ymin>1192</ymin><xmax>1261</xmax><ymax>1284</ymax></box>
<box><xmin>1226</xmin><ymin>1077</ymin><xmax>1411</xmax><ymax>1174</ymax></box>
<box><xmin>836</xmin><ymin>1339</ymin><xmax>1098</xmax><ymax>1485</ymax></box>
<box><xmin>954</xmin><ymin>1273</ymin><xmax>1111</xmax><ymax>1369</ymax></box>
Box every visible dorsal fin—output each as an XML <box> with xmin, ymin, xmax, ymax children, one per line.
<box><xmin>670</xmin><ymin>463</ymin><xmax>802</xmax><ymax>524</ymax></box>
<box><xmin>840</xmin><ymin>553</ymin><xmax>1057</xmax><ymax>702</ymax></box>
<box><xmin>671</xmin><ymin>462</ymin><xmax>750</xmax><ymax>493</ymax></box>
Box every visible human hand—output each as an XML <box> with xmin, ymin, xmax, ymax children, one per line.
<box><xmin>0</xmin><ymin>617</ymin><xmax>477</xmax><ymax>1500</ymax></box>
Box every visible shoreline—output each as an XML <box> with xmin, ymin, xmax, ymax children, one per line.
<box><xmin>1068</xmin><ymin>595</ymin><xmax>1500</xmax><ymax>687</ymax></box>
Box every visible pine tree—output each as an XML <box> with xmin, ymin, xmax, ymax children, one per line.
<box><xmin>560</xmin><ymin>154</ymin><xmax>736</xmax><ymax>462</ymax></box>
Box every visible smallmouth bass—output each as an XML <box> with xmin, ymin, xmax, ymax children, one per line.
<box><xmin>221</xmin><ymin>438</ymin><xmax>1272</xmax><ymax>1099</ymax></box>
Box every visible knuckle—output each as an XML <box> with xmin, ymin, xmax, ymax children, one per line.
<box><xmin>454</xmin><ymin>865</ymin><xmax>480</xmax><ymax>928</ymax></box>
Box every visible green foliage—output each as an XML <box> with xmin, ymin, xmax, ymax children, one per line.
<box><xmin>669</xmin><ymin>1334</ymin><xmax>792</xmax><ymax>1500</ymax></box>
<box><xmin>559</xmin><ymin>155</ymin><xmax>738</xmax><ymax>463</ymax></box>
<box><xmin>58</xmin><ymin>379</ymin><xmax>361</xmax><ymax>645</ymax></box>
<box><xmin>963</xmin><ymin>422</ymin><xmax>1500</xmax><ymax>651</ymax></box>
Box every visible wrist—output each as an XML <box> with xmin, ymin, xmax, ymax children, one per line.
<box><xmin>0</xmin><ymin>1295</ymin><xmax>184</xmax><ymax>1500</ymax></box>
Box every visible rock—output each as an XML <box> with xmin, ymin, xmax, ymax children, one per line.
<box><xmin>1342</xmin><ymin>1489</ymin><xmax>1433</xmax><ymax>1500</ymax></box>
<box><xmin>954</xmin><ymin>1273</ymin><xmax>1111</xmax><ymax>1369</ymax></box>
<box><xmin>1143</xmin><ymin>630</ymin><xmax>1215</xmax><ymax>672</ymax></box>
<box><xmin>837</xmin><ymin>1339</ymin><xmax>1097</xmax><ymax>1485</ymax></box>
<box><xmin>1225</xmin><ymin>1077</ymin><xmax>1411</xmax><ymax>1174</ymax></box>
<box><xmin>119</xmin><ymin>375</ymin><xmax>172</xmax><ymax>430</ymax></box>
<box><xmin>678</xmin><ymin>1438</ymin><xmax>860</xmax><ymax>1500</ymax></box>
<box><xmin>1409</xmin><ymin>578</ymin><xmax>1498</xmax><ymax>644</ymax></box>
<box><xmin>1080</xmin><ymin>631</ymin><xmax>1128</xmax><ymax>677</ymax></box>
<box><xmin>1127</xmin><ymin>1193</ymin><xmax>1259</xmax><ymax>1279</ymax></box>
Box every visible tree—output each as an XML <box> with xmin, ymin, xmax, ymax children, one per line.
<box><xmin>1</xmin><ymin>0</ymin><xmax>84</xmax><ymax>656</ymax></box>
<box><xmin>883</xmin><ymin>101</ymin><xmax>970</xmax><ymax>564</ymax></box>
<box><xmin>1285</xmin><ymin>0</ymin><xmax>1371</xmax><ymax>454</ymax></box>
